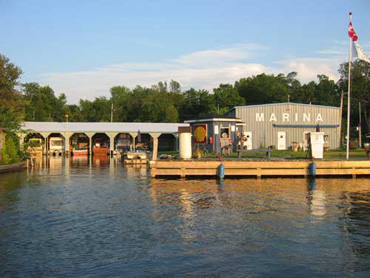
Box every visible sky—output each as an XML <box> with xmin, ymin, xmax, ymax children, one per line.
<box><xmin>1</xmin><ymin>0</ymin><xmax>369</xmax><ymax>104</ymax></box>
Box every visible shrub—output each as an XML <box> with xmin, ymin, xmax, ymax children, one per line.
<box><xmin>1</xmin><ymin>134</ymin><xmax>20</xmax><ymax>165</ymax></box>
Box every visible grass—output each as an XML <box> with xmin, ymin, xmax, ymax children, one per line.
<box><xmin>159</xmin><ymin>148</ymin><xmax>369</xmax><ymax>159</ymax></box>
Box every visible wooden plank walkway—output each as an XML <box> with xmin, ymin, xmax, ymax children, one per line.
<box><xmin>149</xmin><ymin>159</ymin><xmax>370</xmax><ymax>178</ymax></box>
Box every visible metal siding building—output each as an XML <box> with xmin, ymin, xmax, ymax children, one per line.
<box><xmin>185</xmin><ymin>117</ymin><xmax>242</xmax><ymax>154</ymax></box>
<box><xmin>227</xmin><ymin>103</ymin><xmax>341</xmax><ymax>150</ymax></box>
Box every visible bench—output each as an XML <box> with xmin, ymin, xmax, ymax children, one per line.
<box><xmin>237</xmin><ymin>149</ymin><xmax>271</xmax><ymax>159</ymax></box>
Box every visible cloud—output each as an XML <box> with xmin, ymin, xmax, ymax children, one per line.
<box><xmin>315</xmin><ymin>49</ymin><xmax>345</xmax><ymax>55</ymax></box>
<box><xmin>38</xmin><ymin>44</ymin><xmax>346</xmax><ymax>104</ymax></box>
<box><xmin>273</xmin><ymin>57</ymin><xmax>342</xmax><ymax>83</ymax></box>
<box><xmin>174</xmin><ymin>44</ymin><xmax>264</xmax><ymax>67</ymax></box>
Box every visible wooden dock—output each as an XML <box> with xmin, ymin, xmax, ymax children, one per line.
<box><xmin>150</xmin><ymin>159</ymin><xmax>370</xmax><ymax>178</ymax></box>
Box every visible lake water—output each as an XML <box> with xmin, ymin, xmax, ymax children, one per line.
<box><xmin>1</xmin><ymin>156</ymin><xmax>370</xmax><ymax>277</ymax></box>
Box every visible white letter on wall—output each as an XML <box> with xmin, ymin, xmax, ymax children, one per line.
<box><xmin>256</xmin><ymin>113</ymin><xmax>264</xmax><ymax>122</ymax></box>
<box><xmin>283</xmin><ymin>113</ymin><xmax>290</xmax><ymax>122</ymax></box>
<box><xmin>303</xmin><ymin>113</ymin><xmax>311</xmax><ymax>122</ymax></box>
<box><xmin>269</xmin><ymin>113</ymin><xmax>277</xmax><ymax>122</ymax></box>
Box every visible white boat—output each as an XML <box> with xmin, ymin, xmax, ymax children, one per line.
<box><xmin>122</xmin><ymin>150</ymin><xmax>148</xmax><ymax>164</ymax></box>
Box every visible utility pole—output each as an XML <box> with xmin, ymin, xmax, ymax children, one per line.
<box><xmin>359</xmin><ymin>102</ymin><xmax>362</xmax><ymax>148</ymax></box>
<box><xmin>65</xmin><ymin>114</ymin><xmax>69</xmax><ymax>131</ymax></box>
<box><xmin>111</xmin><ymin>103</ymin><xmax>114</xmax><ymax>123</ymax></box>
<box><xmin>339</xmin><ymin>91</ymin><xmax>344</xmax><ymax>147</ymax></box>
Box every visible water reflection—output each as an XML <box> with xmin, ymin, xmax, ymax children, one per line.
<box><xmin>306</xmin><ymin>179</ymin><xmax>327</xmax><ymax>218</ymax></box>
<box><xmin>1</xmin><ymin>158</ymin><xmax>370</xmax><ymax>277</ymax></box>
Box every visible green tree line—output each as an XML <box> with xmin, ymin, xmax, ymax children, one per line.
<box><xmin>1</xmin><ymin>54</ymin><xmax>370</xmax><ymax>163</ymax></box>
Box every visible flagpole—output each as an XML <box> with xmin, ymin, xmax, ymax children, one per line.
<box><xmin>346</xmin><ymin>12</ymin><xmax>353</xmax><ymax>160</ymax></box>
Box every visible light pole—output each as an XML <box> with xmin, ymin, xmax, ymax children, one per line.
<box><xmin>65</xmin><ymin>114</ymin><xmax>69</xmax><ymax>131</ymax></box>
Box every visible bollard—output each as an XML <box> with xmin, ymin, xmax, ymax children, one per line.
<box><xmin>310</xmin><ymin>157</ymin><xmax>316</xmax><ymax>177</ymax></box>
<box><xmin>218</xmin><ymin>163</ymin><xmax>225</xmax><ymax>179</ymax></box>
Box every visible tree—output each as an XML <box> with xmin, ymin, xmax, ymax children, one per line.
<box><xmin>22</xmin><ymin>83</ymin><xmax>68</xmax><ymax>121</ymax></box>
<box><xmin>213</xmin><ymin>84</ymin><xmax>245</xmax><ymax>114</ymax></box>
<box><xmin>293</xmin><ymin>75</ymin><xmax>339</xmax><ymax>106</ymax></box>
<box><xmin>0</xmin><ymin>54</ymin><xmax>25</xmax><ymax>129</ymax></box>
<box><xmin>65</xmin><ymin>104</ymin><xmax>84</xmax><ymax>122</ymax></box>
<box><xmin>110</xmin><ymin>86</ymin><xmax>132</xmax><ymax>122</ymax></box>
<box><xmin>164</xmin><ymin>104</ymin><xmax>179</xmax><ymax>123</ymax></box>
<box><xmin>1</xmin><ymin>134</ymin><xmax>20</xmax><ymax>164</ymax></box>
<box><xmin>338</xmin><ymin>60</ymin><xmax>370</xmax><ymax>134</ymax></box>
<box><xmin>235</xmin><ymin>72</ymin><xmax>301</xmax><ymax>105</ymax></box>
<box><xmin>0</xmin><ymin>54</ymin><xmax>25</xmax><ymax>164</ymax></box>
<box><xmin>79</xmin><ymin>97</ymin><xmax>111</xmax><ymax>122</ymax></box>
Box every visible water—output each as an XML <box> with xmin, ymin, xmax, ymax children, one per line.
<box><xmin>1</xmin><ymin>157</ymin><xmax>370</xmax><ymax>277</ymax></box>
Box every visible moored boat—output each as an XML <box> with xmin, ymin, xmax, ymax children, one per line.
<box><xmin>122</xmin><ymin>150</ymin><xmax>148</xmax><ymax>164</ymax></box>
<box><xmin>72</xmin><ymin>149</ymin><xmax>88</xmax><ymax>156</ymax></box>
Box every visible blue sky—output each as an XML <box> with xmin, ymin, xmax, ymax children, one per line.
<box><xmin>1</xmin><ymin>0</ymin><xmax>369</xmax><ymax>103</ymax></box>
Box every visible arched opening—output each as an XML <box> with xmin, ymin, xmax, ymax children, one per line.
<box><xmin>136</xmin><ymin>133</ymin><xmax>151</xmax><ymax>151</ymax></box>
<box><xmin>70</xmin><ymin>133</ymin><xmax>89</xmax><ymax>156</ymax></box>
<box><xmin>24</xmin><ymin>133</ymin><xmax>44</xmax><ymax>156</ymax></box>
<box><xmin>115</xmin><ymin>133</ymin><xmax>132</xmax><ymax>154</ymax></box>
<box><xmin>158</xmin><ymin>134</ymin><xmax>176</xmax><ymax>152</ymax></box>
<box><xmin>92</xmin><ymin>133</ymin><xmax>109</xmax><ymax>156</ymax></box>
<box><xmin>48</xmin><ymin>133</ymin><xmax>65</xmax><ymax>156</ymax></box>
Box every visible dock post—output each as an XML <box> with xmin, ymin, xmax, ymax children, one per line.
<box><xmin>85</xmin><ymin>133</ymin><xmax>95</xmax><ymax>156</ymax></box>
<box><xmin>129</xmin><ymin>132</ymin><xmax>138</xmax><ymax>151</ymax></box>
<box><xmin>178</xmin><ymin>127</ymin><xmax>192</xmax><ymax>159</ymax></box>
<box><xmin>62</xmin><ymin>132</ymin><xmax>73</xmax><ymax>157</ymax></box>
<box><xmin>181</xmin><ymin>167</ymin><xmax>186</xmax><ymax>178</ymax></box>
<box><xmin>256</xmin><ymin>168</ymin><xmax>261</xmax><ymax>179</ymax></box>
<box><xmin>149</xmin><ymin>133</ymin><xmax>161</xmax><ymax>161</ymax></box>
<box><xmin>217</xmin><ymin>163</ymin><xmax>225</xmax><ymax>179</ymax></box>
<box><xmin>107</xmin><ymin>132</ymin><xmax>118</xmax><ymax>156</ymax></box>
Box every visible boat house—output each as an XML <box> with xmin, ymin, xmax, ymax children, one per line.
<box><xmin>19</xmin><ymin>122</ymin><xmax>189</xmax><ymax>159</ymax></box>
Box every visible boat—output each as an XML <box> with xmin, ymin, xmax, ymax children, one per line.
<box><xmin>49</xmin><ymin>137</ymin><xmax>64</xmax><ymax>156</ymax></box>
<box><xmin>72</xmin><ymin>149</ymin><xmax>88</xmax><ymax>156</ymax></box>
<box><xmin>93</xmin><ymin>141</ymin><xmax>108</xmax><ymax>156</ymax></box>
<box><xmin>122</xmin><ymin>150</ymin><xmax>148</xmax><ymax>165</ymax></box>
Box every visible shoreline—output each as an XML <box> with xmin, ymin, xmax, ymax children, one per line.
<box><xmin>0</xmin><ymin>161</ymin><xmax>27</xmax><ymax>174</ymax></box>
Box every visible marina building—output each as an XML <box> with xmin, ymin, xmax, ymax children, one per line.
<box><xmin>226</xmin><ymin>103</ymin><xmax>341</xmax><ymax>150</ymax></box>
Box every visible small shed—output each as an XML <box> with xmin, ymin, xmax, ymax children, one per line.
<box><xmin>185</xmin><ymin>116</ymin><xmax>243</xmax><ymax>154</ymax></box>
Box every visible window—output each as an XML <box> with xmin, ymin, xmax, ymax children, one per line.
<box><xmin>220</xmin><ymin>127</ymin><xmax>230</xmax><ymax>138</ymax></box>
<box><xmin>303</xmin><ymin>131</ymin><xmax>310</xmax><ymax>142</ymax></box>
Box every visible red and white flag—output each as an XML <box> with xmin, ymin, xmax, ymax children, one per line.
<box><xmin>348</xmin><ymin>22</ymin><xmax>358</xmax><ymax>41</ymax></box>
<box><xmin>348</xmin><ymin>15</ymin><xmax>369</xmax><ymax>63</ymax></box>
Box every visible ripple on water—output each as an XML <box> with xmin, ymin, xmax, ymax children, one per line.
<box><xmin>1</xmin><ymin>158</ymin><xmax>370</xmax><ymax>277</ymax></box>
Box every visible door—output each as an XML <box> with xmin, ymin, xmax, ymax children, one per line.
<box><xmin>277</xmin><ymin>131</ymin><xmax>286</xmax><ymax>150</ymax></box>
<box><xmin>243</xmin><ymin>132</ymin><xmax>253</xmax><ymax>150</ymax></box>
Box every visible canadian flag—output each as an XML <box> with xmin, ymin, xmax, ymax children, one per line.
<box><xmin>348</xmin><ymin>22</ymin><xmax>358</xmax><ymax>41</ymax></box>
<box><xmin>348</xmin><ymin>16</ymin><xmax>369</xmax><ymax>63</ymax></box>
